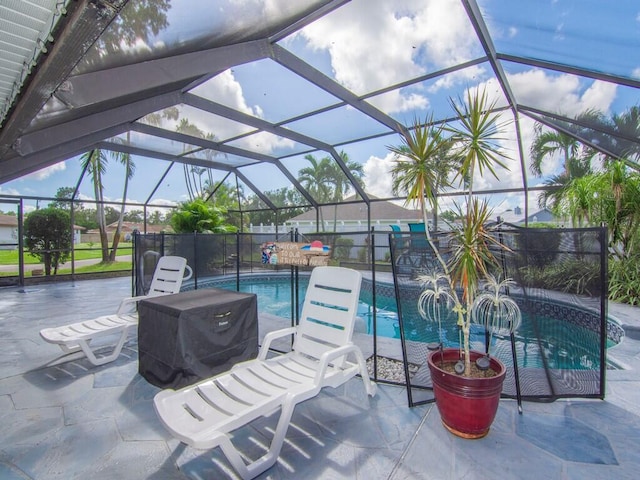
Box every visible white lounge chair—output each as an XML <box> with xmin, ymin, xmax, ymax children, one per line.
<box><xmin>40</xmin><ymin>255</ymin><xmax>192</xmax><ymax>366</ymax></box>
<box><xmin>153</xmin><ymin>266</ymin><xmax>377</xmax><ymax>480</ymax></box>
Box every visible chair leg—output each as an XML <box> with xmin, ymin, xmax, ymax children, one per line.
<box><xmin>215</xmin><ymin>399</ymin><xmax>296</xmax><ymax>480</ymax></box>
<box><xmin>352</xmin><ymin>349</ymin><xmax>378</xmax><ymax>397</ymax></box>
<box><xmin>59</xmin><ymin>343</ymin><xmax>82</xmax><ymax>355</ymax></box>
<box><xmin>75</xmin><ymin>327</ymin><xmax>133</xmax><ymax>366</ymax></box>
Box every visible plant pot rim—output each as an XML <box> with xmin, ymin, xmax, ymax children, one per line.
<box><xmin>427</xmin><ymin>347</ymin><xmax>506</xmax><ymax>380</ymax></box>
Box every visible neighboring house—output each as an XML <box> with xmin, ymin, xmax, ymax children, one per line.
<box><xmin>282</xmin><ymin>196</ymin><xmax>424</xmax><ymax>234</ymax></box>
<box><xmin>498</xmin><ymin>206</ymin><xmax>566</xmax><ymax>226</ymax></box>
<box><xmin>0</xmin><ymin>214</ymin><xmax>18</xmax><ymax>249</ymax></box>
<box><xmin>84</xmin><ymin>221</ymin><xmax>171</xmax><ymax>243</ymax></box>
<box><xmin>0</xmin><ymin>214</ymin><xmax>83</xmax><ymax>249</ymax></box>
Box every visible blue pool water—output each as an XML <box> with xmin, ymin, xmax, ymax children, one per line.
<box><xmin>198</xmin><ymin>276</ymin><xmax>615</xmax><ymax>371</ymax></box>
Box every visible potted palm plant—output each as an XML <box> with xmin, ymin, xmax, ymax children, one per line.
<box><xmin>389</xmin><ymin>87</ymin><xmax>521</xmax><ymax>438</ymax></box>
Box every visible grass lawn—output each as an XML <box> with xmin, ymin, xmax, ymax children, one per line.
<box><xmin>0</xmin><ymin>243</ymin><xmax>132</xmax><ymax>265</ymax></box>
<box><xmin>0</xmin><ymin>261</ymin><xmax>132</xmax><ymax>277</ymax></box>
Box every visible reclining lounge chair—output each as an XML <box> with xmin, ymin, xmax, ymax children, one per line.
<box><xmin>40</xmin><ymin>255</ymin><xmax>192</xmax><ymax>366</ymax></box>
<box><xmin>153</xmin><ymin>266</ymin><xmax>377</xmax><ymax>480</ymax></box>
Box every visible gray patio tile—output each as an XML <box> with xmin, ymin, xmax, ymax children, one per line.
<box><xmin>11</xmin><ymin>372</ymin><xmax>94</xmax><ymax>409</ymax></box>
<box><xmin>3</xmin><ymin>404</ymin><xmax>62</xmax><ymax>447</ymax></box>
<box><xmin>3</xmin><ymin>418</ymin><xmax>120</xmax><ymax>480</ymax></box>
<box><xmin>90</xmin><ymin>441</ymin><xmax>179</xmax><ymax>480</ymax></box>
<box><xmin>2</xmin><ymin>277</ymin><xmax>640</xmax><ymax>479</ymax></box>
<box><xmin>516</xmin><ymin>412</ymin><xmax>617</xmax><ymax>464</ymax></box>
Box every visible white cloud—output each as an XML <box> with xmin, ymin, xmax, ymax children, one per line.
<box><xmin>0</xmin><ymin>186</ymin><xmax>21</xmax><ymax>196</ymax></box>
<box><xmin>632</xmin><ymin>67</ymin><xmax>640</xmax><ymax>79</ymax></box>
<box><xmin>296</xmin><ymin>0</ymin><xmax>480</xmax><ymax>113</ymax></box>
<box><xmin>363</xmin><ymin>152</ymin><xmax>395</xmax><ymax>198</ymax></box>
<box><xmin>148</xmin><ymin>198</ymin><xmax>177</xmax><ymax>208</ymax></box>
<box><xmin>183</xmin><ymin>70</ymin><xmax>296</xmax><ymax>153</ymax></box>
<box><xmin>23</xmin><ymin>161</ymin><xmax>66</xmax><ymax>181</ymax></box>
<box><xmin>507</xmin><ymin>70</ymin><xmax>617</xmax><ymax>117</ymax></box>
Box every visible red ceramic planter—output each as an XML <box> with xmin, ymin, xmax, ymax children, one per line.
<box><xmin>427</xmin><ymin>348</ymin><xmax>506</xmax><ymax>439</ymax></box>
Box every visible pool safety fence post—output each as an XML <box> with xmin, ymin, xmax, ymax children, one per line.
<box><xmin>289</xmin><ymin>230</ymin><xmax>295</xmax><ymax>327</ymax></box>
<box><xmin>193</xmin><ymin>231</ymin><xmax>199</xmax><ymax>290</ymax></box>
<box><xmin>17</xmin><ymin>198</ymin><xmax>25</xmax><ymax>286</ymax></box>
<box><xmin>235</xmin><ymin>232</ymin><xmax>240</xmax><ymax>291</ymax></box>
<box><xmin>370</xmin><ymin>227</ymin><xmax>378</xmax><ymax>382</ymax></box>
<box><xmin>497</xmin><ymin>223</ymin><xmax>523</xmax><ymax>414</ymax></box>
<box><xmin>388</xmin><ymin>231</ymin><xmax>421</xmax><ymax>407</ymax></box>
<box><xmin>293</xmin><ymin>228</ymin><xmax>300</xmax><ymax>329</ymax></box>
<box><xmin>598</xmin><ymin>225</ymin><xmax>607</xmax><ymax>399</ymax></box>
<box><xmin>131</xmin><ymin>229</ymin><xmax>138</xmax><ymax>297</ymax></box>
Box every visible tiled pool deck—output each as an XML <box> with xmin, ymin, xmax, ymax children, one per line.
<box><xmin>1</xmin><ymin>276</ymin><xmax>640</xmax><ymax>479</ymax></box>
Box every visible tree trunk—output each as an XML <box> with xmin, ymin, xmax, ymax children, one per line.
<box><xmin>110</xmin><ymin>156</ymin><xmax>130</xmax><ymax>262</ymax></box>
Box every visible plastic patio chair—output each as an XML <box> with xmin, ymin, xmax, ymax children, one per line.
<box><xmin>40</xmin><ymin>255</ymin><xmax>192</xmax><ymax>366</ymax></box>
<box><xmin>153</xmin><ymin>265</ymin><xmax>377</xmax><ymax>480</ymax></box>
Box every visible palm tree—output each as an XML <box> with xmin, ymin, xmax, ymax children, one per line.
<box><xmin>560</xmin><ymin>160</ymin><xmax>640</xmax><ymax>261</ymax></box>
<box><xmin>529</xmin><ymin>117</ymin><xmax>597</xmax><ymax>212</ymax></box>
<box><xmin>611</xmin><ymin>106</ymin><xmax>640</xmax><ymax>163</ymax></box>
<box><xmin>587</xmin><ymin>105</ymin><xmax>640</xmax><ymax>168</ymax></box>
<box><xmin>390</xmin><ymin>119</ymin><xmax>460</xmax><ymax>230</ymax></box>
<box><xmin>530</xmin><ymin>124</ymin><xmax>582</xmax><ymax>177</ymax></box>
<box><xmin>108</xmin><ymin>148</ymin><xmax>135</xmax><ymax>261</ymax></box>
<box><xmin>388</xmin><ymin>115</ymin><xmax>455</xmax><ymax>287</ymax></box>
<box><xmin>175</xmin><ymin>118</ymin><xmax>206</xmax><ymax>200</ymax></box>
<box><xmin>326</xmin><ymin>151</ymin><xmax>364</xmax><ymax>232</ymax></box>
<box><xmin>536</xmin><ymin>157</ymin><xmax>593</xmax><ymax>214</ymax></box>
<box><xmin>80</xmin><ymin>149</ymin><xmax>110</xmax><ymax>262</ymax></box>
<box><xmin>298</xmin><ymin>154</ymin><xmax>334</xmax><ymax>230</ymax></box>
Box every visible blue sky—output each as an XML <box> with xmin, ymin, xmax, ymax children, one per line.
<box><xmin>1</xmin><ymin>0</ymin><xmax>638</xmax><ymax>216</ymax></box>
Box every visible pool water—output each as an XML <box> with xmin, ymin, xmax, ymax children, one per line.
<box><xmin>207</xmin><ymin>277</ymin><xmax>610</xmax><ymax>371</ymax></box>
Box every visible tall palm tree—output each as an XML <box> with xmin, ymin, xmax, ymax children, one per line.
<box><xmin>611</xmin><ymin>106</ymin><xmax>640</xmax><ymax>163</ymax></box>
<box><xmin>530</xmin><ymin>120</ymin><xmax>596</xmax><ymax>212</ymax></box>
<box><xmin>80</xmin><ymin>149</ymin><xmax>110</xmax><ymax>262</ymax></box>
<box><xmin>530</xmin><ymin>124</ymin><xmax>582</xmax><ymax>178</ymax></box>
<box><xmin>108</xmin><ymin>148</ymin><xmax>135</xmax><ymax>261</ymax></box>
<box><xmin>326</xmin><ymin>151</ymin><xmax>364</xmax><ymax>232</ymax></box>
<box><xmin>298</xmin><ymin>154</ymin><xmax>334</xmax><ymax>230</ymax></box>
<box><xmin>389</xmin><ymin>119</ymin><xmax>459</xmax><ymax>230</ymax></box>
<box><xmin>588</xmin><ymin>105</ymin><xmax>640</xmax><ymax>168</ymax></box>
<box><xmin>175</xmin><ymin>118</ymin><xmax>206</xmax><ymax>200</ymax></box>
<box><xmin>388</xmin><ymin>115</ymin><xmax>453</xmax><ymax>266</ymax></box>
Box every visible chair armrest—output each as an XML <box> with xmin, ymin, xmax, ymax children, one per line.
<box><xmin>258</xmin><ymin>326</ymin><xmax>297</xmax><ymax>360</ymax></box>
<box><xmin>313</xmin><ymin>344</ymin><xmax>359</xmax><ymax>386</ymax></box>
<box><xmin>116</xmin><ymin>295</ymin><xmax>149</xmax><ymax>314</ymax></box>
<box><xmin>183</xmin><ymin>265</ymin><xmax>193</xmax><ymax>281</ymax></box>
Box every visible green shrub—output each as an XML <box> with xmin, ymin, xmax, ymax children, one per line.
<box><xmin>333</xmin><ymin>237</ymin><xmax>354</xmax><ymax>259</ymax></box>
<box><xmin>609</xmin><ymin>256</ymin><xmax>640</xmax><ymax>305</ymax></box>
<box><xmin>23</xmin><ymin>207</ymin><xmax>72</xmax><ymax>275</ymax></box>
<box><xmin>517</xmin><ymin>258</ymin><xmax>602</xmax><ymax>296</ymax></box>
<box><xmin>170</xmin><ymin>198</ymin><xmax>237</xmax><ymax>233</ymax></box>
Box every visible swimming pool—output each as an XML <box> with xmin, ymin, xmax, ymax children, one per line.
<box><xmin>188</xmin><ymin>274</ymin><xmax>621</xmax><ymax>371</ymax></box>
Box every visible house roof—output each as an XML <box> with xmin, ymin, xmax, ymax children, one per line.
<box><xmin>287</xmin><ymin>197</ymin><xmax>423</xmax><ymax>223</ymax></box>
<box><xmin>0</xmin><ymin>214</ymin><xmax>18</xmax><ymax>227</ymax></box>
<box><xmin>88</xmin><ymin>221</ymin><xmax>170</xmax><ymax>233</ymax></box>
<box><xmin>497</xmin><ymin>207</ymin><xmax>562</xmax><ymax>225</ymax></box>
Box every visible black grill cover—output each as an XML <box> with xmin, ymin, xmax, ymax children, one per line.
<box><xmin>138</xmin><ymin>288</ymin><xmax>258</xmax><ymax>388</ymax></box>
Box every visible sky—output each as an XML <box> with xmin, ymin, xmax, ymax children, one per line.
<box><xmin>1</xmin><ymin>0</ymin><xmax>638</xmax><ymax>218</ymax></box>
